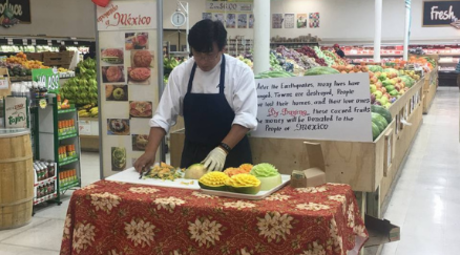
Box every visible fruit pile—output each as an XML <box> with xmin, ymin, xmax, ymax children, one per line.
<box><xmin>78</xmin><ymin>104</ymin><xmax>98</xmax><ymax>118</ymax></box>
<box><xmin>197</xmin><ymin>163</ymin><xmax>282</xmax><ymax>194</ymax></box>
<box><xmin>60</xmin><ymin>58</ymin><xmax>98</xmax><ymax>106</ymax></box>
<box><xmin>371</xmin><ymin>105</ymin><xmax>392</xmax><ymax>140</ymax></box>
<box><xmin>0</xmin><ymin>52</ymin><xmax>49</xmax><ymax>78</ymax></box>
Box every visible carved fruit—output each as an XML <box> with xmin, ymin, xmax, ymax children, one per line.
<box><xmin>225</xmin><ymin>174</ymin><xmax>261</xmax><ymax>194</ymax></box>
<box><xmin>223</xmin><ymin>167</ymin><xmax>247</xmax><ymax>177</ymax></box>
<box><xmin>198</xmin><ymin>172</ymin><xmax>229</xmax><ymax>191</ymax></box>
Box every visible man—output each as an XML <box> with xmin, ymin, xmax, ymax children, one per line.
<box><xmin>334</xmin><ymin>44</ymin><xmax>345</xmax><ymax>58</ymax></box>
<box><xmin>134</xmin><ymin>20</ymin><xmax>257</xmax><ymax>172</ymax></box>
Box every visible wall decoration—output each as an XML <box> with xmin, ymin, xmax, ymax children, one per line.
<box><xmin>102</xmin><ymin>66</ymin><xmax>125</xmax><ymax>83</ymax></box>
<box><xmin>129</xmin><ymin>101</ymin><xmax>153</xmax><ymax>118</ymax></box>
<box><xmin>132</xmin><ymin>134</ymin><xmax>149</xmax><ymax>151</ymax></box>
<box><xmin>0</xmin><ymin>0</ymin><xmax>31</xmax><ymax>28</ymax></box>
<box><xmin>107</xmin><ymin>119</ymin><xmax>130</xmax><ymax>136</ymax></box>
<box><xmin>111</xmin><ymin>147</ymin><xmax>127</xmax><ymax>171</ymax></box>
<box><xmin>238</xmin><ymin>14</ymin><xmax>247</xmax><ymax>28</ymax></box>
<box><xmin>272</xmin><ymin>13</ymin><xmax>283</xmax><ymax>29</ymax></box>
<box><xmin>227</xmin><ymin>13</ymin><xmax>236</xmax><ymax>28</ymax></box>
<box><xmin>423</xmin><ymin>1</ymin><xmax>460</xmax><ymax>29</ymax></box>
<box><xmin>128</xmin><ymin>67</ymin><xmax>151</xmax><ymax>85</ymax></box>
<box><xmin>296</xmin><ymin>13</ymin><xmax>307</xmax><ymax>28</ymax></box>
<box><xmin>125</xmin><ymin>32</ymin><xmax>149</xmax><ymax>50</ymax></box>
<box><xmin>309</xmin><ymin>12</ymin><xmax>320</xmax><ymax>28</ymax></box>
<box><xmin>105</xmin><ymin>85</ymin><xmax>128</xmax><ymax>101</ymax></box>
<box><xmin>202</xmin><ymin>12</ymin><xmax>212</xmax><ymax>20</ymax></box>
<box><xmin>284</xmin><ymin>13</ymin><xmax>295</xmax><ymax>29</ymax></box>
<box><xmin>214</xmin><ymin>13</ymin><xmax>224</xmax><ymax>23</ymax></box>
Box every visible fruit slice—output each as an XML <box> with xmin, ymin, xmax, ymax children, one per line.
<box><xmin>198</xmin><ymin>172</ymin><xmax>229</xmax><ymax>191</ymax></box>
<box><xmin>223</xmin><ymin>167</ymin><xmax>247</xmax><ymax>177</ymax></box>
<box><xmin>225</xmin><ymin>174</ymin><xmax>261</xmax><ymax>194</ymax></box>
<box><xmin>184</xmin><ymin>164</ymin><xmax>207</xmax><ymax>180</ymax></box>
<box><xmin>239</xmin><ymin>164</ymin><xmax>253</xmax><ymax>173</ymax></box>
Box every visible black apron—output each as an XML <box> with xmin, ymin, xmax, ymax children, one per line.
<box><xmin>180</xmin><ymin>55</ymin><xmax>252</xmax><ymax>169</ymax></box>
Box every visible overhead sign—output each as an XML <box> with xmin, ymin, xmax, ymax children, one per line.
<box><xmin>205</xmin><ymin>1</ymin><xmax>253</xmax><ymax>13</ymax></box>
<box><xmin>96</xmin><ymin>2</ymin><xmax>157</xmax><ymax>31</ymax></box>
<box><xmin>423</xmin><ymin>1</ymin><xmax>460</xmax><ymax>28</ymax></box>
<box><xmin>0</xmin><ymin>0</ymin><xmax>31</xmax><ymax>28</ymax></box>
<box><xmin>251</xmin><ymin>73</ymin><xmax>373</xmax><ymax>142</ymax></box>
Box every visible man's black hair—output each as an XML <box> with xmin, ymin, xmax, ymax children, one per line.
<box><xmin>188</xmin><ymin>19</ymin><xmax>227</xmax><ymax>53</ymax></box>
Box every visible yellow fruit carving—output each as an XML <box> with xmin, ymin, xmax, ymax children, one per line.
<box><xmin>199</xmin><ymin>172</ymin><xmax>229</xmax><ymax>188</ymax></box>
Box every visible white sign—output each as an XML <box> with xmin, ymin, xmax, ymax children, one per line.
<box><xmin>79</xmin><ymin>121</ymin><xmax>92</xmax><ymax>135</ymax></box>
<box><xmin>205</xmin><ymin>1</ymin><xmax>253</xmax><ymax>13</ymax></box>
<box><xmin>96</xmin><ymin>2</ymin><xmax>157</xmax><ymax>31</ymax></box>
<box><xmin>4</xmin><ymin>97</ymin><xmax>28</xmax><ymax>128</ymax></box>
<box><xmin>251</xmin><ymin>73</ymin><xmax>373</xmax><ymax>142</ymax></box>
<box><xmin>0</xmin><ymin>77</ymin><xmax>8</xmax><ymax>90</ymax></box>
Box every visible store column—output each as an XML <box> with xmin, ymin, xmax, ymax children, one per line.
<box><xmin>403</xmin><ymin>0</ymin><xmax>411</xmax><ymax>61</ymax></box>
<box><xmin>253</xmin><ymin>0</ymin><xmax>270</xmax><ymax>74</ymax></box>
<box><xmin>374</xmin><ymin>0</ymin><xmax>382</xmax><ymax>62</ymax></box>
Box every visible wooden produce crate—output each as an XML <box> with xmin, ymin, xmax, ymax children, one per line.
<box><xmin>170</xmin><ymin>120</ymin><xmax>396</xmax><ymax>193</ymax></box>
<box><xmin>423</xmin><ymin>70</ymin><xmax>438</xmax><ymax>114</ymax></box>
<box><xmin>27</xmin><ymin>53</ymin><xmax>43</xmax><ymax>62</ymax></box>
<box><xmin>43</xmin><ymin>52</ymin><xmax>74</xmax><ymax>68</ymax></box>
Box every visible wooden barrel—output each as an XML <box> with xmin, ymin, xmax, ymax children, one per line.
<box><xmin>0</xmin><ymin>129</ymin><xmax>34</xmax><ymax>230</ymax></box>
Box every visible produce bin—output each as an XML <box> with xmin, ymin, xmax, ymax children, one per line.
<box><xmin>43</xmin><ymin>52</ymin><xmax>74</xmax><ymax>68</ymax></box>
<box><xmin>422</xmin><ymin>70</ymin><xmax>438</xmax><ymax>114</ymax></box>
<box><xmin>171</xmin><ymin>119</ymin><xmax>396</xmax><ymax>193</ymax></box>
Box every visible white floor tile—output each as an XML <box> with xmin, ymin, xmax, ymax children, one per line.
<box><xmin>0</xmin><ymin>218</ymin><xmax>50</xmax><ymax>242</ymax></box>
<box><xmin>0</xmin><ymin>244</ymin><xmax>59</xmax><ymax>255</ymax></box>
<box><xmin>1</xmin><ymin>219</ymin><xmax>65</xmax><ymax>251</ymax></box>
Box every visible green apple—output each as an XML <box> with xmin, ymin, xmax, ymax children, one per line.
<box><xmin>374</xmin><ymin>90</ymin><xmax>383</xmax><ymax>99</ymax></box>
<box><xmin>370</xmin><ymin>85</ymin><xmax>377</xmax><ymax>93</ymax></box>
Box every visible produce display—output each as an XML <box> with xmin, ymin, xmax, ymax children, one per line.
<box><xmin>314</xmin><ymin>46</ymin><xmax>335</xmax><ymax>67</ymax></box>
<box><xmin>77</xmin><ymin>104</ymin><xmax>98</xmax><ymax>118</ymax></box>
<box><xmin>0</xmin><ymin>52</ymin><xmax>49</xmax><ymax>78</ymax></box>
<box><xmin>143</xmin><ymin>162</ymin><xmax>184</xmax><ymax>181</ymax></box>
<box><xmin>164</xmin><ymin>56</ymin><xmax>183</xmax><ymax>84</ymax></box>
<box><xmin>255</xmin><ymin>70</ymin><xmax>296</xmax><ymax>79</ymax></box>
<box><xmin>296</xmin><ymin>46</ymin><xmax>326</xmax><ymax>66</ymax></box>
<box><xmin>371</xmin><ymin>108</ymin><xmax>390</xmax><ymax>140</ymax></box>
<box><xmin>237</xmin><ymin>55</ymin><xmax>253</xmax><ymax>69</ymax></box>
<box><xmin>60</xmin><ymin>58</ymin><xmax>98</xmax><ymax>115</ymax></box>
<box><xmin>249</xmin><ymin>163</ymin><xmax>282</xmax><ymax>191</ymax></box>
<box><xmin>304</xmin><ymin>66</ymin><xmax>340</xmax><ymax>76</ymax></box>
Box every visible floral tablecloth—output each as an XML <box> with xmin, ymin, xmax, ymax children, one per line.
<box><xmin>60</xmin><ymin>180</ymin><xmax>368</xmax><ymax>255</ymax></box>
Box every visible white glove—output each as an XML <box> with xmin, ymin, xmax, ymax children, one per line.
<box><xmin>202</xmin><ymin>147</ymin><xmax>227</xmax><ymax>172</ymax></box>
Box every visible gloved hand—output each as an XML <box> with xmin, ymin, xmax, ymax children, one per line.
<box><xmin>202</xmin><ymin>147</ymin><xmax>227</xmax><ymax>172</ymax></box>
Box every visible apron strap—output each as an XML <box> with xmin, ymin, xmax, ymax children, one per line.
<box><xmin>218</xmin><ymin>54</ymin><xmax>226</xmax><ymax>94</ymax></box>
<box><xmin>187</xmin><ymin>63</ymin><xmax>198</xmax><ymax>94</ymax></box>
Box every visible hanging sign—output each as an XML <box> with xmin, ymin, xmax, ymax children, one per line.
<box><xmin>0</xmin><ymin>0</ymin><xmax>31</xmax><ymax>28</ymax></box>
<box><xmin>205</xmin><ymin>1</ymin><xmax>253</xmax><ymax>13</ymax></box>
<box><xmin>251</xmin><ymin>73</ymin><xmax>373</xmax><ymax>142</ymax></box>
<box><xmin>423</xmin><ymin>1</ymin><xmax>460</xmax><ymax>28</ymax></box>
<box><xmin>96</xmin><ymin>2</ymin><xmax>157</xmax><ymax>31</ymax></box>
<box><xmin>4</xmin><ymin>97</ymin><xmax>28</xmax><ymax>128</ymax></box>
<box><xmin>32</xmin><ymin>69</ymin><xmax>60</xmax><ymax>94</ymax></box>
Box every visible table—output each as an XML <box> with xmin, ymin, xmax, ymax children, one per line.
<box><xmin>60</xmin><ymin>180</ymin><xmax>368</xmax><ymax>255</ymax></box>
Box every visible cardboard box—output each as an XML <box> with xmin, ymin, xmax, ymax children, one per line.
<box><xmin>290</xmin><ymin>142</ymin><xmax>327</xmax><ymax>188</ymax></box>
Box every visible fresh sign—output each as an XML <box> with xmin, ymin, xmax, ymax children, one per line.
<box><xmin>423</xmin><ymin>1</ymin><xmax>460</xmax><ymax>28</ymax></box>
<box><xmin>32</xmin><ymin>69</ymin><xmax>60</xmax><ymax>93</ymax></box>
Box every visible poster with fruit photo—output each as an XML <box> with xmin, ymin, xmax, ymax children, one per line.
<box><xmin>96</xmin><ymin>0</ymin><xmax>160</xmax><ymax>177</ymax></box>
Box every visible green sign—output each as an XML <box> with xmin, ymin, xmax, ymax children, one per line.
<box><xmin>32</xmin><ymin>69</ymin><xmax>60</xmax><ymax>93</ymax></box>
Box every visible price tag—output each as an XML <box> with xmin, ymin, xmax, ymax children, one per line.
<box><xmin>47</xmin><ymin>40</ymin><xmax>52</xmax><ymax>46</ymax></box>
<box><xmin>0</xmin><ymin>77</ymin><xmax>9</xmax><ymax>89</ymax></box>
<box><xmin>74</xmin><ymin>41</ymin><xmax>78</xmax><ymax>45</ymax></box>
<box><xmin>61</xmin><ymin>41</ymin><xmax>65</xmax><ymax>46</ymax></box>
<box><xmin>31</xmin><ymin>39</ymin><xmax>36</xmax><ymax>46</ymax></box>
<box><xmin>7</xmin><ymin>39</ymin><xmax>13</xmax><ymax>45</ymax></box>
<box><xmin>22</xmin><ymin>39</ymin><xmax>27</xmax><ymax>45</ymax></box>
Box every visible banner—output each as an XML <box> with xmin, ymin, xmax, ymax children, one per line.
<box><xmin>97</xmin><ymin>0</ymin><xmax>160</xmax><ymax>177</ymax></box>
<box><xmin>251</xmin><ymin>73</ymin><xmax>373</xmax><ymax>142</ymax></box>
<box><xmin>205</xmin><ymin>1</ymin><xmax>253</xmax><ymax>13</ymax></box>
<box><xmin>423</xmin><ymin>1</ymin><xmax>460</xmax><ymax>28</ymax></box>
<box><xmin>0</xmin><ymin>0</ymin><xmax>31</xmax><ymax>28</ymax></box>
<box><xmin>32</xmin><ymin>69</ymin><xmax>60</xmax><ymax>94</ymax></box>
<box><xmin>96</xmin><ymin>1</ymin><xmax>157</xmax><ymax>31</ymax></box>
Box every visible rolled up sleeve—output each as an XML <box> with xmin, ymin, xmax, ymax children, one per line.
<box><xmin>232</xmin><ymin>67</ymin><xmax>258</xmax><ymax>130</ymax></box>
<box><xmin>149</xmin><ymin>70</ymin><xmax>182</xmax><ymax>133</ymax></box>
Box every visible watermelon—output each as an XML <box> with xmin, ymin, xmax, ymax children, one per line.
<box><xmin>382</xmin><ymin>80</ymin><xmax>393</xmax><ymax>87</ymax></box>
<box><xmin>372</xmin><ymin>122</ymin><xmax>381</xmax><ymax>140</ymax></box>
<box><xmin>383</xmin><ymin>68</ymin><xmax>399</xmax><ymax>76</ymax></box>
<box><xmin>399</xmin><ymin>75</ymin><xmax>415</xmax><ymax>88</ymax></box>
<box><xmin>371</xmin><ymin>105</ymin><xmax>392</xmax><ymax>123</ymax></box>
<box><xmin>372</xmin><ymin>112</ymin><xmax>388</xmax><ymax>131</ymax></box>
<box><xmin>255</xmin><ymin>70</ymin><xmax>295</xmax><ymax>79</ymax></box>
<box><xmin>304</xmin><ymin>66</ymin><xmax>340</xmax><ymax>76</ymax></box>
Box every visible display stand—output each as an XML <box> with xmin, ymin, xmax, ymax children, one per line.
<box><xmin>32</xmin><ymin>96</ymin><xmax>82</xmax><ymax>205</ymax></box>
<box><xmin>422</xmin><ymin>70</ymin><xmax>438</xmax><ymax>114</ymax></box>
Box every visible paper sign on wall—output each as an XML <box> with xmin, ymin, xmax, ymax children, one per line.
<box><xmin>4</xmin><ymin>97</ymin><xmax>28</xmax><ymax>128</ymax></box>
<box><xmin>251</xmin><ymin>73</ymin><xmax>373</xmax><ymax>142</ymax></box>
<box><xmin>96</xmin><ymin>2</ymin><xmax>157</xmax><ymax>31</ymax></box>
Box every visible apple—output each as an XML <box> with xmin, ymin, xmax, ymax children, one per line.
<box><xmin>374</xmin><ymin>91</ymin><xmax>383</xmax><ymax>99</ymax></box>
<box><xmin>370</xmin><ymin>85</ymin><xmax>377</xmax><ymax>93</ymax></box>
<box><xmin>371</xmin><ymin>94</ymin><xmax>376</xmax><ymax>104</ymax></box>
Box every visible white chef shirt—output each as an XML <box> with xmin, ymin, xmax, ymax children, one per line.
<box><xmin>150</xmin><ymin>54</ymin><xmax>258</xmax><ymax>133</ymax></box>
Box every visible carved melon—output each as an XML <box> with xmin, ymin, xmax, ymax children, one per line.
<box><xmin>184</xmin><ymin>164</ymin><xmax>207</xmax><ymax>179</ymax></box>
<box><xmin>198</xmin><ymin>172</ymin><xmax>229</xmax><ymax>191</ymax></box>
<box><xmin>239</xmin><ymin>164</ymin><xmax>253</xmax><ymax>173</ymax></box>
<box><xmin>225</xmin><ymin>174</ymin><xmax>261</xmax><ymax>194</ymax></box>
<box><xmin>223</xmin><ymin>167</ymin><xmax>247</xmax><ymax>177</ymax></box>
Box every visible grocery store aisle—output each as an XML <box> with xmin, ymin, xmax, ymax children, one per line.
<box><xmin>0</xmin><ymin>152</ymin><xmax>101</xmax><ymax>254</ymax></box>
<box><xmin>381</xmin><ymin>87</ymin><xmax>460</xmax><ymax>255</ymax></box>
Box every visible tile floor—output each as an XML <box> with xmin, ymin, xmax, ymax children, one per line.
<box><xmin>0</xmin><ymin>87</ymin><xmax>458</xmax><ymax>254</ymax></box>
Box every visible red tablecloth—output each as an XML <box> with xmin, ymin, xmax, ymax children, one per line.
<box><xmin>60</xmin><ymin>180</ymin><xmax>368</xmax><ymax>255</ymax></box>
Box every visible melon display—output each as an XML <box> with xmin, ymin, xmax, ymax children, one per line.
<box><xmin>239</xmin><ymin>164</ymin><xmax>253</xmax><ymax>173</ymax></box>
<box><xmin>223</xmin><ymin>167</ymin><xmax>247</xmax><ymax>177</ymax></box>
<box><xmin>184</xmin><ymin>164</ymin><xmax>207</xmax><ymax>179</ymax></box>
<box><xmin>198</xmin><ymin>172</ymin><xmax>229</xmax><ymax>191</ymax></box>
<box><xmin>250</xmin><ymin>163</ymin><xmax>282</xmax><ymax>191</ymax></box>
<box><xmin>371</xmin><ymin>105</ymin><xmax>392</xmax><ymax>123</ymax></box>
<box><xmin>225</xmin><ymin>174</ymin><xmax>261</xmax><ymax>194</ymax></box>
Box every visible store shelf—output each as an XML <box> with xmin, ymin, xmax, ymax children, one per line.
<box><xmin>34</xmin><ymin>175</ymin><xmax>57</xmax><ymax>187</ymax></box>
<box><xmin>59</xmin><ymin>155</ymin><xmax>79</xmax><ymax>166</ymax></box>
<box><xmin>58</xmin><ymin>132</ymin><xmax>78</xmax><ymax>140</ymax></box>
<box><xmin>33</xmin><ymin>193</ymin><xmax>58</xmax><ymax>206</ymax></box>
<box><xmin>60</xmin><ymin>180</ymin><xmax>79</xmax><ymax>190</ymax></box>
<box><xmin>58</xmin><ymin>108</ymin><xmax>76</xmax><ymax>114</ymax></box>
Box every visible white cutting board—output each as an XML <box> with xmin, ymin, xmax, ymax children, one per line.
<box><xmin>105</xmin><ymin>167</ymin><xmax>201</xmax><ymax>190</ymax></box>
